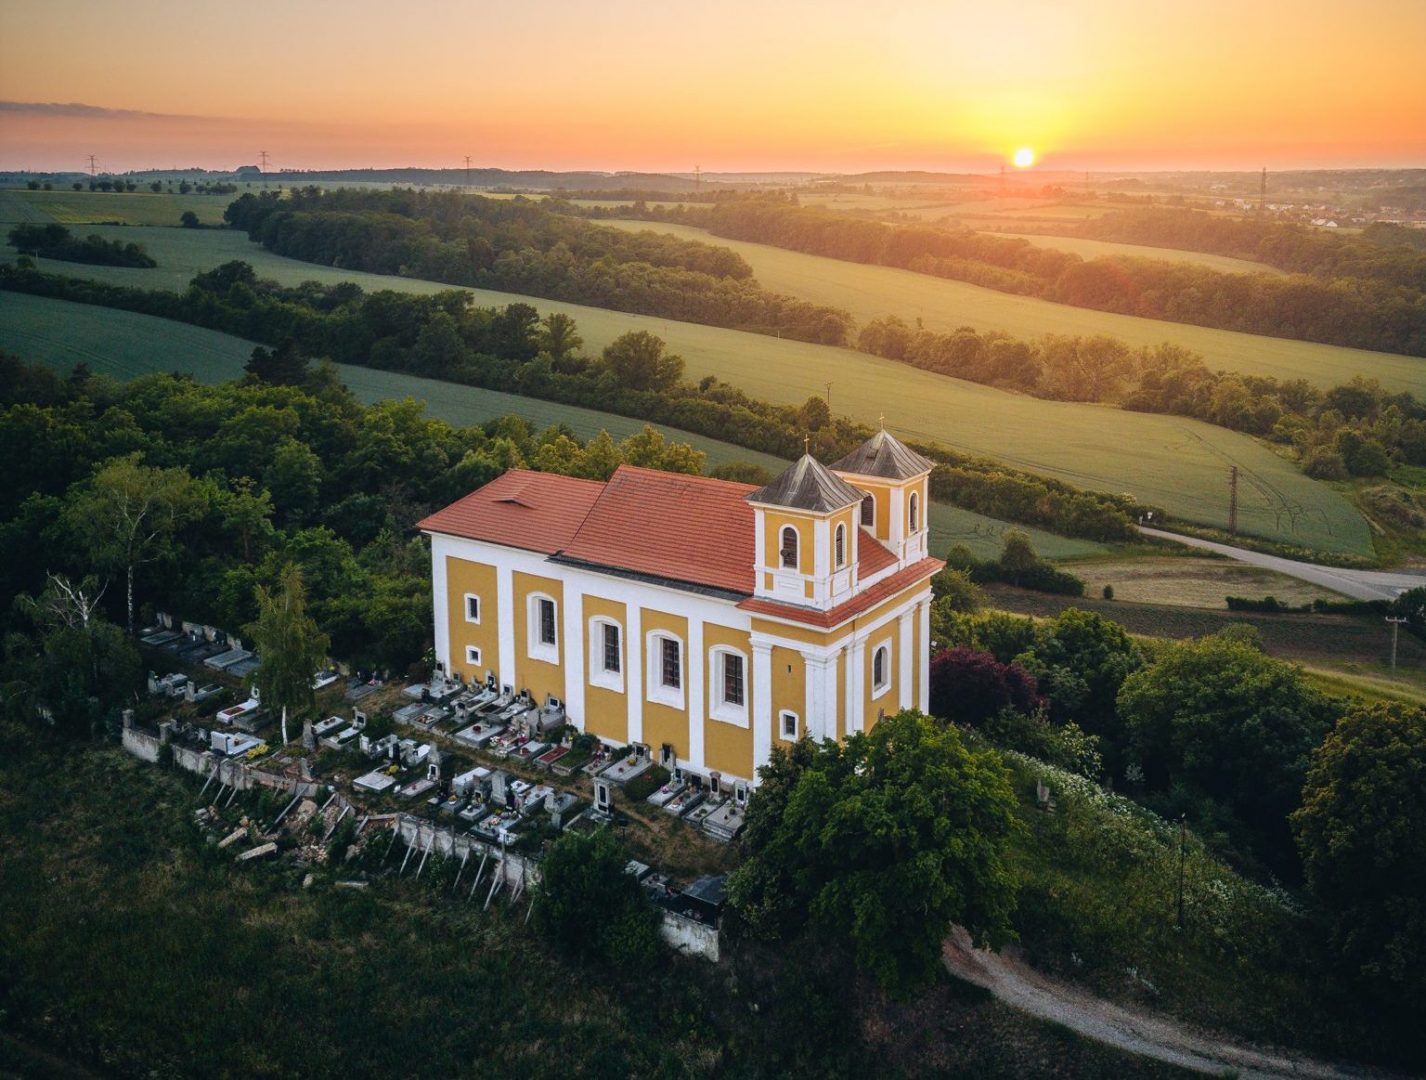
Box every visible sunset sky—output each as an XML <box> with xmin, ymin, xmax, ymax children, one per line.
<box><xmin>2</xmin><ymin>0</ymin><xmax>1423</xmax><ymax>174</ymax></box>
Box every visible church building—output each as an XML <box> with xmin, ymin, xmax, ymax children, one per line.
<box><xmin>418</xmin><ymin>430</ymin><xmax>943</xmax><ymax>789</ymax></box>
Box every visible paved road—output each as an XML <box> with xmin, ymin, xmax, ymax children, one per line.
<box><xmin>1138</xmin><ymin>527</ymin><xmax>1426</xmax><ymax>602</ymax></box>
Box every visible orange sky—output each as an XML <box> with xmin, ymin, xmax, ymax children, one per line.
<box><xmin>2</xmin><ymin>0</ymin><xmax>1423</xmax><ymax>173</ymax></box>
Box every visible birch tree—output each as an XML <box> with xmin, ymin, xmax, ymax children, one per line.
<box><xmin>248</xmin><ymin>563</ymin><xmax>329</xmax><ymax>746</ymax></box>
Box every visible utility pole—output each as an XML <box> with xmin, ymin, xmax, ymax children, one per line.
<box><xmin>87</xmin><ymin>154</ymin><xmax>98</xmax><ymax>177</ymax></box>
<box><xmin>464</xmin><ymin>155</ymin><xmax>472</xmax><ymax>189</ymax></box>
<box><xmin>1259</xmin><ymin>166</ymin><xmax>1267</xmax><ymax>214</ymax></box>
<box><xmin>824</xmin><ymin>381</ymin><xmax>832</xmax><ymax>410</ymax></box>
<box><xmin>1176</xmin><ymin>814</ymin><xmax>1187</xmax><ymax>932</ymax></box>
<box><xmin>694</xmin><ymin>164</ymin><xmax>701</xmax><ymax>193</ymax></box>
<box><xmin>258</xmin><ymin>150</ymin><xmax>270</xmax><ymax>173</ymax></box>
<box><xmin>1386</xmin><ymin>616</ymin><xmax>1407</xmax><ymax>671</ymax></box>
<box><xmin>1227</xmin><ymin>466</ymin><xmax>1239</xmax><ymax>535</ymax></box>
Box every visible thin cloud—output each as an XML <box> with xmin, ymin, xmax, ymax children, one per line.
<box><xmin>0</xmin><ymin>101</ymin><xmax>198</xmax><ymax>120</ymax></box>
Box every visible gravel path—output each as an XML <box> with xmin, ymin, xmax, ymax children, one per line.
<box><xmin>943</xmin><ymin>928</ymin><xmax>1398</xmax><ymax>1080</ymax></box>
<box><xmin>1138</xmin><ymin>527</ymin><xmax>1426</xmax><ymax>602</ymax></box>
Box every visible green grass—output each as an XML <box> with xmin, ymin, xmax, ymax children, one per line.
<box><xmin>0</xmin><ymin>187</ymin><xmax>239</xmax><ymax>227</ymax></box>
<box><xmin>0</xmin><ymin>228</ymin><xmax>1372</xmax><ymax>555</ymax></box>
<box><xmin>599</xmin><ymin>219</ymin><xmax>1423</xmax><ymax>395</ymax></box>
<box><xmin>0</xmin><ymin>291</ymin><xmax>1100</xmax><ymax>560</ymax></box>
<box><xmin>979</xmin><ymin>231</ymin><xmax>1284</xmax><ymax>276</ymax></box>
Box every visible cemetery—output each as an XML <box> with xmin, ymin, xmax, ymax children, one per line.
<box><xmin>121</xmin><ymin>611</ymin><xmax>741</xmax><ymax>962</ymax></box>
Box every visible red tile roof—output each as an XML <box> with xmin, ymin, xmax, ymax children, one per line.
<box><xmin>416</xmin><ymin>469</ymin><xmax>605</xmax><ymax>555</ymax></box>
<box><xmin>558</xmin><ymin>466</ymin><xmax>759</xmax><ymax>594</ymax></box>
<box><xmin>738</xmin><ymin>557</ymin><xmax>943</xmax><ymax>629</ymax></box>
<box><xmin>419</xmin><ymin>465</ymin><xmax>910</xmax><ymax>601</ymax></box>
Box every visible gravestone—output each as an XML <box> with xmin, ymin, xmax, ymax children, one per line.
<box><xmin>302</xmin><ymin>719</ymin><xmax>316</xmax><ymax>751</ymax></box>
<box><xmin>593</xmin><ymin>776</ymin><xmax>614</xmax><ymax>815</ymax></box>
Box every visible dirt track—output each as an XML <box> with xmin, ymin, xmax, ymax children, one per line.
<box><xmin>943</xmin><ymin>928</ymin><xmax>1399</xmax><ymax>1080</ymax></box>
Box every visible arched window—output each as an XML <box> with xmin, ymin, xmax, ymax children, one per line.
<box><xmin>872</xmin><ymin>643</ymin><xmax>890</xmax><ymax>694</ymax></box>
<box><xmin>834</xmin><ymin>523</ymin><xmax>846</xmax><ymax>567</ymax></box>
<box><xmin>779</xmin><ymin>525</ymin><xmax>799</xmax><ymax>569</ymax></box>
<box><xmin>909</xmin><ymin>492</ymin><xmax>920</xmax><ymax>532</ymax></box>
<box><xmin>860</xmin><ymin>492</ymin><xmax>875</xmax><ymax>527</ymax></box>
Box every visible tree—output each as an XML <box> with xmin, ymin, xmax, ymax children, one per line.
<box><xmin>997</xmin><ymin>529</ymin><xmax>1039</xmax><ymax>580</ymax></box>
<box><xmin>67</xmin><ymin>455</ymin><xmax>201</xmax><ymax>635</ymax></box>
<box><xmin>247</xmin><ymin>563</ymin><xmax>329</xmax><ymax>746</ymax></box>
<box><xmin>536</xmin><ymin>311</ymin><xmax>584</xmax><ymax>368</ymax></box>
<box><xmin>244</xmin><ymin>340</ymin><xmax>310</xmax><ymax>386</ymax></box>
<box><xmin>1015</xmin><ymin>608</ymin><xmax>1141</xmax><ymax>756</ymax></box>
<box><xmin>728</xmin><ymin>710</ymin><xmax>1019</xmax><ymax>995</ymax></box>
<box><xmin>600</xmin><ymin>331</ymin><xmax>684</xmax><ymax>391</ymax></box>
<box><xmin>532</xmin><ymin>827</ymin><xmax>660</xmax><ymax>973</ymax></box>
<box><xmin>1292</xmin><ymin>702</ymin><xmax>1426</xmax><ymax>1016</ymax></box>
<box><xmin>179</xmin><ymin>210</ymin><xmax>200</xmax><ymax>229</ymax></box>
<box><xmin>1117</xmin><ymin>631</ymin><xmax>1337</xmax><ymax>871</ymax></box>
<box><xmin>929</xmin><ymin>646</ymin><xmax>1043</xmax><ymax>726</ymax></box>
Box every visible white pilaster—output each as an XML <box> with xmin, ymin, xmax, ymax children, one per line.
<box><xmin>752</xmin><ymin>641</ymin><xmax>773</xmax><ymax>771</ymax></box>
<box><xmin>898</xmin><ymin>608</ymin><xmax>914</xmax><ymax>711</ymax></box>
<box><xmin>688</xmin><ymin>619</ymin><xmax>706</xmax><ymax>771</ymax></box>
<box><xmin>626</xmin><ymin>604</ymin><xmax>643</xmax><ymax>745</ymax></box>
<box><xmin>496</xmin><ymin>563</ymin><xmax>515</xmax><ymax>690</ymax></box>
<box><xmin>805</xmin><ymin>656</ymin><xmax>828</xmax><ymax>741</ymax></box>
<box><xmin>431</xmin><ymin>544</ymin><xmax>450</xmax><ymax>673</ymax></box>
<box><xmin>846</xmin><ymin>638</ymin><xmax>866</xmax><ymax>735</ymax></box>
<box><xmin>562</xmin><ymin>582</ymin><xmax>584</xmax><ymax>730</ymax></box>
<box><xmin>918</xmin><ymin>598</ymin><xmax>931</xmax><ymax>713</ymax></box>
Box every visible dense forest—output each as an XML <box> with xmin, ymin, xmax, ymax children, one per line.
<box><xmin>0</xmin><ymin>262</ymin><xmax>1144</xmax><ymax>542</ymax></box>
<box><xmin>8</xmin><ymin>223</ymin><xmax>156</xmax><ymax>268</ymax></box>
<box><xmin>223</xmin><ymin>188</ymin><xmax>853</xmax><ymax>344</ymax></box>
<box><xmin>0</xmin><ymin>351</ymin><xmax>716</xmax><ymax>714</ymax></box>
<box><xmin>601</xmin><ymin>196</ymin><xmax>1426</xmax><ymax>356</ymax></box>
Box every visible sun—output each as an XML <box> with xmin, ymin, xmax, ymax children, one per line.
<box><xmin>1012</xmin><ymin>146</ymin><xmax>1036</xmax><ymax>168</ymax></box>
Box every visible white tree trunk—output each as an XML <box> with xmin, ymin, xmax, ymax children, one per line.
<box><xmin>281</xmin><ymin>704</ymin><xmax>290</xmax><ymax>747</ymax></box>
<box><xmin>126</xmin><ymin>563</ymin><xmax>135</xmax><ymax>636</ymax></box>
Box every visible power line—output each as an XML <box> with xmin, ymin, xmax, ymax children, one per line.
<box><xmin>464</xmin><ymin>155</ymin><xmax>473</xmax><ymax>189</ymax></box>
<box><xmin>87</xmin><ymin>154</ymin><xmax>98</xmax><ymax>177</ymax></box>
<box><xmin>258</xmin><ymin>150</ymin><xmax>270</xmax><ymax>172</ymax></box>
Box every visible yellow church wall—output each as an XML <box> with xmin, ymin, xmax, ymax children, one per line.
<box><xmin>761</xmin><ymin>509</ymin><xmax>813</xmax><ymax>575</ymax></box>
<box><xmin>512</xmin><ymin>570</ymin><xmax>565</xmax><ymax>704</ymax></box>
<box><xmin>640</xmin><ymin>607</ymin><xmax>690</xmax><ymax>760</ymax></box>
<box><xmin>445</xmin><ymin>557</ymin><xmax>499</xmax><ymax>684</ymax></box>
<box><xmin>581</xmin><ymin>594</ymin><xmax>628</xmax><ymax>744</ymax></box>
<box><xmin>702</xmin><ymin>621</ymin><xmax>754</xmax><ymax>778</ymax></box>
<box><xmin>864</xmin><ymin>630</ymin><xmax>897</xmax><ymax>731</ymax></box>
<box><xmin>771</xmin><ymin>645</ymin><xmax>806</xmax><ymax>748</ymax></box>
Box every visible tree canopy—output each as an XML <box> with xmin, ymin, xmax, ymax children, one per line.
<box><xmin>728</xmin><ymin>710</ymin><xmax>1019</xmax><ymax>995</ymax></box>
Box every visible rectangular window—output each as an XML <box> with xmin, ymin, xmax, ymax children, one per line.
<box><xmin>723</xmin><ymin>653</ymin><xmax>744</xmax><ymax>707</ymax></box>
<box><xmin>465</xmin><ymin>594</ymin><xmax>480</xmax><ymax>623</ymax></box>
<box><xmin>661</xmin><ymin>638</ymin><xmax>681</xmax><ymax>690</ymax></box>
<box><xmin>781</xmin><ymin>711</ymin><xmax>798</xmax><ymax>739</ymax></box>
<box><xmin>602</xmin><ymin>623</ymin><xmax>620</xmax><ymax>674</ymax></box>
<box><xmin>465</xmin><ymin>645</ymin><xmax>481</xmax><ymax>666</ymax></box>
<box><xmin>539</xmin><ymin>598</ymin><xmax>556</xmax><ymax>647</ymax></box>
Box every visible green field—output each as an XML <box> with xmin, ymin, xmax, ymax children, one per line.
<box><xmin>0</xmin><ymin>291</ymin><xmax>1100</xmax><ymax>559</ymax></box>
<box><xmin>0</xmin><ymin>187</ymin><xmax>240</xmax><ymax>227</ymax></box>
<box><xmin>978</xmin><ymin>231</ymin><xmax>1284</xmax><ymax>275</ymax></box>
<box><xmin>0</xmin><ymin>222</ymin><xmax>1372</xmax><ymax>554</ymax></box>
<box><xmin>600</xmin><ymin>220</ymin><xmax>1423</xmax><ymax>395</ymax></box>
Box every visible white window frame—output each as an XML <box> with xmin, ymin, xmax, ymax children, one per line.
<box><xmin>463</xmin><ymin>593</ymin><xmax>481</xmax><ymax>624</ymax></box>
<box><xmin>909</xmin><ymin>491</ymin><xmax>920</xmax><ymax>533</ymax></box>
<box><xmin>588</xmin><ymin>617</ymin><xmax>624</xmax><ymax>693</ymax></box>
<box><xmin>780</xmin><ymin>710</ymin><xmax>799</xmax><ymax>740</ymax></box>
<box><xmin>527</xmin><ymin>593</ymin><xmax>559</xmax><ymax>664</ymax></box>
<box><xmin>465</xmin><ymin>645</ymin><xmax>481</xmax><ymax>667</ymax></box>
<box><xmin>860</xmin><ymin>491</ymin><xmax>876</xmax><ymax>528</ymax></box>
<box><xmin>646</xmin><ymin>631</ymin><xmax>685</xmax><ymax>711</ymax></box>
<box><xmin>834</xmin><ymin>522</ymin><xmax>847</xmax><ymax>568</ymax></box>
<box><xmin>779</xmin><ymin>525</ymin><xmax>799</xmax><ymax>570</ymax></box>
<box><xmin>708</xmin><ymin>645</ymin><xmax>749</xmax><ymax>727</ymax></box>
<box><xmin>871</xmin><ymin>641</ymin><xmax>892</xmax><ymax>699</ymax></box>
